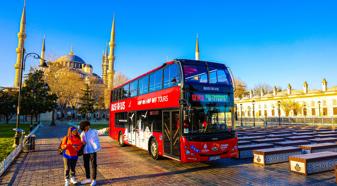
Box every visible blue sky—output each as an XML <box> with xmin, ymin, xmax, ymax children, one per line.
<box><xmin>0</xmin><ymin>0</ymin><xmax>337</xmax><ymax>90</ymax></box>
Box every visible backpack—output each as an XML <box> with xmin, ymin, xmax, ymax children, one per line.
<box><xmin>58</xmin><ymin>137</ymin><xmax>67</xmax><ymax>155</ymax></box>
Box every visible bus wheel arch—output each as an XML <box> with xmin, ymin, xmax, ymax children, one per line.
<box><xmin>148</xmin><ymin>137</ymin><xmax>159</xmax><ymax>160</ymax></box>
<box><xmin>118</xmin><ymin>131</ymin><xmax>125</xmax><ymax>147</ymax></box>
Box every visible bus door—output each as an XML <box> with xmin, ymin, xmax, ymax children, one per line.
<box><xmin>162</xmin><ymin>110</ymin><xmax>181</xmax><ymax>158</ymax></box>
<box><xmin>127</xmin><ymin>112</ymin><xmax>137</xmax><ymax>145</ymax></box>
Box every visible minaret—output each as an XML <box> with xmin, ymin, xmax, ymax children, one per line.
<box><xmin>14</xmin><ymin>0</ymin><xmax>26</xmax><ymax>88</ymax></box>
<box><xmin>39</xmin><ymin>35</ymin><xmax>45</xmax><ymax>66</ymax></box>
<box><xmin>107</xmin><ymin>17</ymin><xmax>115</xmax><ymax>89</ymax></box>
<box><xmin>195</xmin><ymin>34</ymin><xmax>200</xmax><ymax>60</ymax></box>
<box><xmin>102</xmin><ymin>43</ymin><xmax>108</xmax><ymax>84</ymax></box>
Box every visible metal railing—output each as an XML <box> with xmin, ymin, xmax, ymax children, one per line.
<box><xmin>235</xmin><ymin>116</ymin><xmax>337</xmax><ymax>127</ymax></box>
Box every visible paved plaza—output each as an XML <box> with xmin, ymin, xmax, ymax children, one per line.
<box><xmin>0</xmin><ymin>123</ymin><xmax>336</xmax><ymax>186</ymax></box>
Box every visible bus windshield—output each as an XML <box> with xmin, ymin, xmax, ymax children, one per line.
<box><xmin>185</xmin><ymin>106</ymin><xmax>232</xmax><ymax>134</ymax></box>
<box><xmin>183</xmin><ymin>64</ymin><xmax>231</xmax><ymax>85</ymax></box>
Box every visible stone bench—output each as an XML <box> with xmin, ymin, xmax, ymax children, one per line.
<box><xmin>274</xmin><ymin>140</ymin><xmax>311</xmax><ymax>147</ymax></box>
<box><xmin>309</xmin><ymin>138</ymin><xmax>337</xmax><ymax>143</ymax></box>
<box><xmin>239</xmin><ymin>136</ymin><xmax>266</xmax><ymax>141</ymax></box>
<box><xmin>289</xmin><ymin>151</ymin><xmax>337</xmax><ymax>175</ymax></box>
<box><xmin>286</xmin><ymin>135</ymin><xmax>315</xmax><ymax>140</ymax></box>
<box><xmin>300</xmin><ymin>143</ymin><xmax>337</xmax><ymax>154</ymax></box>
<box><xmin>252</xmin><ymin>138</ymin><xmax>284</xmax><ymax>144</ymax></box>
<box><xmin>238</xmin><ymin>143</ymin><xmax>274</xmax><ymax>159</ymax></box>
<box><xmin>253</xmin><ymin>146</ymin><xmax>302</xmax><ymax>165</ymax></box>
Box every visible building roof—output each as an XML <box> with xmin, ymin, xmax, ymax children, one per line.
<box><xmin>55</xmin><ymin>49</ymin><xmax>86</xmax><ymax>64</ymax></box>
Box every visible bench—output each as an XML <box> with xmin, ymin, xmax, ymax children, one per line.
<box><xmin>309</xmin><ymin>138</ymin><xmax>337</xmax><ymax>143</ymax></box>
<box><xmin>274</xmin><ymin>140</ymin><xmax>311</xmax><ymax>147</ymax></box>
<box><xmin>300</xmin><ymin>143</ymin><xmax>337</xmax><ymax>154</ymax></box>
<box><xmin>252</xmin><ymin>138</ymin><xmax>284</xmax><ymax>144</ymax></box>
<box><xmin>253</xmin><ymin>146</ymin><xmax>302</xmax><ymax>165</ymax></box>
<box><xmin>289</xmin><ymin>151</ymin><xmax>337</xmax><ymax>175</ymax></box>
<box><xmin>286</xmin><ymin>135</ymin><xmax>315</xmax><ymax>140</ymax></box>
<box><xmin>238</xmin><ymin>143</ymin><xmax>274</xmax><ymax>159</ymax></box>
<box><xmin>239</xmin><ymin>136</ymin><xmax>266</xmax><ymax>141</ymax></box>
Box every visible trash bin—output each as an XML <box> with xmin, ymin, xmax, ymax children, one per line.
<box><xmin>23</xmin><ymin>135</ymin><xmax>30</xmax><ymax>153</ymax></box>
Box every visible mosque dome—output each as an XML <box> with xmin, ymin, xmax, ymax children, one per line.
<box><xmin>55</xmin><ymin>48</ymin><xmax>86</xmax><ymax>64</ymax></box>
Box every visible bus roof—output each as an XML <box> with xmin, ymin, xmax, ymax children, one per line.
<box><xmin>112</xmin><ymin>59</ymin><xmax>228</xmax><ymax>90</ymax></box>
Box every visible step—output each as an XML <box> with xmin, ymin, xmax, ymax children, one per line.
<box><xmin>238</xmin><ymin>136</ymin><xmax>266</xmax><ymax>141</ymax></box>
<box><xmin>238</xmin><ymin>143</ymin><xmax>274</xmax><ymax>159</ymax></box>
<box><xmin>267</xmin><ymin>134</ymin><xmax>292</xmax><ymax>138</ymax></box>
<box><xmin>309</xmin><ymin>138</ymin><xmax>337</xmax><ymax>143</ymax></box>
<box><xmin>293</xmin><ymin>132</ymin><xmax>316</xmax><ymax>136</ymax></box>
<box><xmin>253</xmin><ymin>146</ymin><xmax>302</xmax><ymax>165</ymax></box>
<box><xmin>270</xmin><ymin>131</ymin><xmax>293</xmax><ymax>135</ymax></box>
<box><xmin>274</xmin><ymin>140</ymin><xmax>311</xmax><ymax>147</ymax></box>
<box><xmin>314</xmin><ymin>134</ymin><xmax>337</xmax><ymax>138</ymax></box>
<box><xmin>289</xmin><ymin>151</ymin><xmax>337</xmax><ymax>175</ymax></box>
<box><xmin>238</xmin><ymin>140</ymin><xmax>251</xmax><ymax>145</ymax></box>
<box><xmin>252</xmin><ymin>138</ymin><xmax>285</xmax><ymax>144</ymax></box>
<box><xmin>286</xmin><ymin>135</ymin><xmax>315</xmax><ymax>140</ymax></box>
<box><xmin>317</xmin><ymin>131</ymin><xmax>337</xmax><ymax>135</ymax></box>
<box><xmin>300</xmin><ymin>143</ymin><xmax>337</xmax><ymax>154</ymax></box>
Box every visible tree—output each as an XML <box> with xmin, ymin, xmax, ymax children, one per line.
<box><xmin>234</xmin><ymin>77</ymin><xmax>247</xmax><ymax>98</ymax></box>
<box><xmin>78</xmin><ymin>84</ymin><xmax>95</xmax><ymax>118</ymax></box>
<box><xmin>21</xmin><ymin>70</ymin><xmax>58</xmax><ymax>127</ymax></box>
<box><xmin>44</xmin><ymin>63</ymin><xmax>85</xmax><ymax>112</ymax></box>
<box><xmin>0</xmin><ymin>89</ymin><xmax>18</xmax><ymax>123</ymax></box>
<box><xmin>279</xmin><ymin>99</ymin><xmax>302</xmax><ymax>116</ymax></box>
<box><xmin>253</xmin><ymin>83</ymin><xmax>273</xmax><ymax>94</ymax></box>
<box><xmin>113</xmin><ymin>72</ymin><xmax>129</xmax><ymax>88</ymax></box>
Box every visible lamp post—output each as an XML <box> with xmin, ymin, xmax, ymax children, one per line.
<box><xmin>13</xmin><ymin>49</ymin><xmax>48</xmax><ymax>147</ymax></box>
<box><xmin>252</xmin><ymin>100</ymin><xmax>255</xmax><ymax>127</ymax></box>
<box><xmin>278</xmin><ymin>100</ymin><xmax>281</xmax><ymax>126</ymax></box>
<box><xmin>240</xmin><ymin>103</ymin><xmax>243</xmax><ymax>127</ymax></box>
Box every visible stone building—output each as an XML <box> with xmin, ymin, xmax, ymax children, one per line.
<box><xmin>235</xmin><ymin>79</ymin><xmax>337</xmax><ymax>121</ymax></box>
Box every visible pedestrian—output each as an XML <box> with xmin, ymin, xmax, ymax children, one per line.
<box><xmin>79</xmin><ymin>120</ymin><xmax>101</xmax><ymax>186</ymax></box>
<box><xmin>60</xmin><ymin>126</ymin><xmax>83</xmax><ymax>186</ymax></box>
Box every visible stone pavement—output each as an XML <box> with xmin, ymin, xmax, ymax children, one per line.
<box><xmin>0</xmin><ymin>122</ymin><xmax>336</xmax><ymax>186</ymax></box>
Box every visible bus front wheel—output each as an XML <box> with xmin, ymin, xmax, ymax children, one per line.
<box><xmin>118</xmin><ymin>132</ymin><xmax>125</xmax><ymax>147</ymax></box>
<box><xmin>149</xmin><ymin>138</ymin><xmax>159</xmax><ymax>160</ymax></box>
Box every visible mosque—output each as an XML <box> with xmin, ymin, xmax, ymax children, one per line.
<box><xmin>13</xmin><ymin>1</ymin><xmax>116</xmax><ymax>107</ymax></box>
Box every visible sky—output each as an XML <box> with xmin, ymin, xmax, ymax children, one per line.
<box><xmin>0</xmin><ymin>0</ymin><xmax>336</xmax><ymax>90</ymax></box>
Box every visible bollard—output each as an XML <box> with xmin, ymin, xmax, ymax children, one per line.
<box><xmin>30</xmin><ymin>135</ymin><xmax>36</xmax><ymax>151</ymax></box>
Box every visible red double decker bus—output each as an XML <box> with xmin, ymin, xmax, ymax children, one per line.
<box><xmin>109</xmin><ymin>59</ymin><xmax>238</xmax><ymax>162</ymax></box>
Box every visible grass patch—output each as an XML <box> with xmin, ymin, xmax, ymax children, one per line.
<box><xmin>90</xmin><ymin>124</ymin><xmax>108</xmax><ymax>130</ymax></box>
<box><xmin>0</xmin><ymin>124</ymin><xmax>31</xmax><ymax>161</ymax></box>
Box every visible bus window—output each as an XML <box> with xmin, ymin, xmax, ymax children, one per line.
<box><xmin>183</xmin><ymin>64</ymin><xmax>208</xmax><ymax>84</ymax></box>
<box><xmin>149</xmin><ymin>69</ymin><xmax>163</xmax><ymax>92</ymax></box>
<box><xmin>164</xmin><ymin>64</ymin><xmax>181</xmax><ymax>89</ymax></box>
<box><xmin>130</xmin><ymin>81</ymin><xmax>138</xmax><ymax>97</ymax></box>
<box><xmin>139</xmin><ymin>75</ymin><xmax>149</xmax><ymax>95</ymax></box>
<box><xmin>122</xmin><ymin>84</ymin><xmax>130</xmax><ymax>99</ymax></box>
<box><xmin>148</xmin><ymin>110</ymin><xmax>162</xmax><ymax>132</ymax></box>
<box><xmin>115</xmin><ymin>112</ymin><xmax>127</xmax><ymax>128</ymax></box>
<box><xmin>208</xmin><ymin>66</ymin><xmax>230</xmax><ymax>85</ymax></box>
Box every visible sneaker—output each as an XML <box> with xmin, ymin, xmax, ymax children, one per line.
<box><xmin>65</xmin><ymin>179</ymin><xmax>70</xmax><ymax>186</ymax></box>
<box><xmin>81</xmin><ymin>178</ymin><xmax>92</xmax><ymax>184</ymax></box>
<box><xmin>70</xmin><ymin>177</ymin><xmax>78</xmax><ymax>184</ymax></box>
<box><xmin>90</xmin><ymin>180</ymin><xmax>97</xmax><ymax>186</ymax></box>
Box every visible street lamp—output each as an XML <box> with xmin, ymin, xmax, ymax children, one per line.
<box><xmin>13</xmin><ymin>49</ymin><xmax>48</xmax><ymax>147</ymax></box>
<box><xmin>240</xmin><ymin>103</ymin><xmax>243</xmax><ymax>127</ymax></box>
<box><xmin>252</xmin><ymin>100</ymin><xmax>255</xmax><ymax>127</ymax></box>
<box><xmin>277</xmin><ymin>101</ymin><xmax>281</xmax><ymax>125</ymax></box>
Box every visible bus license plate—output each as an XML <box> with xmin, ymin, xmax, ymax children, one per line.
<box><xmin>209</xmin><ymin>155</ymin><xmax>220</xmax><ymax>161</ymax></box>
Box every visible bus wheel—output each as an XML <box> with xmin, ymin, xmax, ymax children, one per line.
<box><xmin>149</xmin><ymin>138</ymin><xmax>159</xmax><ymax>160</ymax></box>
<box><xmin>118</xmin><ymin>132</ymin><xmax>125</xmax><ymax>147</ymax></box>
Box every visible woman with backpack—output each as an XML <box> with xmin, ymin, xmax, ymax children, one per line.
<box><xmin>60</xmin><ymin>126</ymin><xmax>83</xmax><ymax>186</ymax></box>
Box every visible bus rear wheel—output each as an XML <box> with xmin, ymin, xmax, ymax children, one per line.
<box><xmin>118</xmin><ymin>132</ymin><xmax>125</xmax><ymax>147</ymax></box>
<box><xmin>149</xmin><ymin>138</ymin><xmax>159</xmax><ymax>160</ymax></box>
